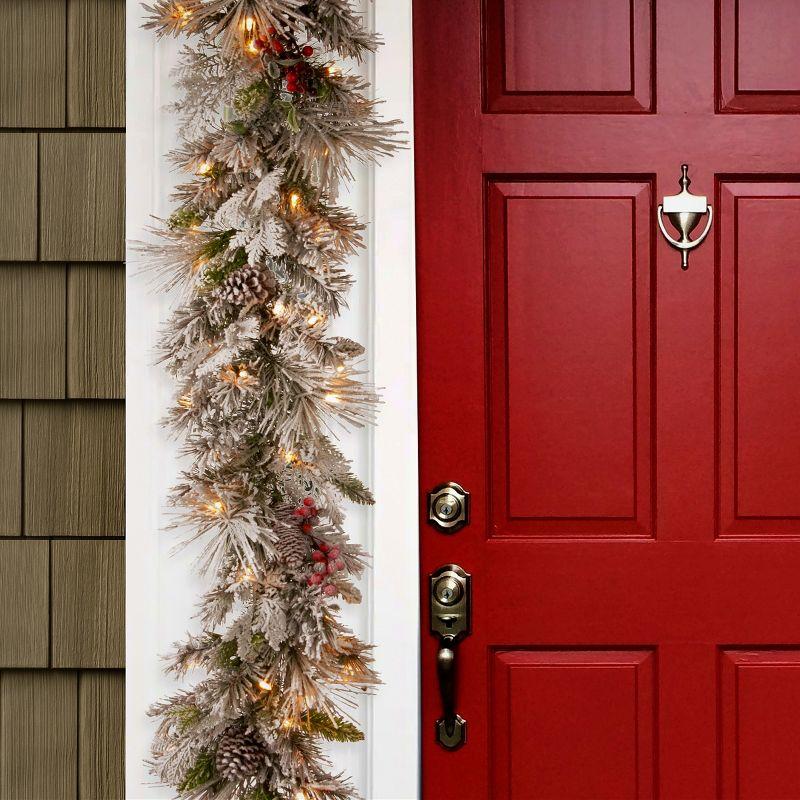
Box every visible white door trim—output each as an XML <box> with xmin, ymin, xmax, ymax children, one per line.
<box><xmin>125</xmin><ymin>1</ymin><xmax>419</xmax><ymax>797</ymax></box>
<box><xmin>370</xmin><ymin>3</ymin><xmax>419</xmax><ymax>797</ymax></box>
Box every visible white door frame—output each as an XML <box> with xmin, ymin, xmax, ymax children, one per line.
<box><xmin>125</xmin><ymin>1</ymin><xmax>419</xmax><ymax>798</ymax></box>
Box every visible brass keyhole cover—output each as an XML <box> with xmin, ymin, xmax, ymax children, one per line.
<box><xmin>434</xmin><ymin>575</ymin><xmax>464</xmax><ymax>606</ymax></box>
<box><xmin>427</xmin><ymin>482</ymin><xmax>470</xmax><ymax>533</ymax></box>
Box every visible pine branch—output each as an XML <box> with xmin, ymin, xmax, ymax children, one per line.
<box><xmin>179</xmin><ymin>752</ymin><xmax>216</xmax><ymax>792</ymax></box>
<box><xmin>302</xmin><ymin>711</ymin><xmax>364</xmax><ymax>743</ymax></box>
<box><xmin>331</xmin><ymin>473</ymin><xmax>374</xmax><ymax>505</ymax></box>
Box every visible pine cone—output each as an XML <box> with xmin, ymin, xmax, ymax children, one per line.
<box><xmin>331</xmin><ymin>337</ymin><xmax>365</xmax><ymax>359</ymax></box>
<box><xmin>275</xmin><ymin>526</ymin><xmax>311</xmax><ymax>570</ymax></box>
<box><xmin>216</xmin><ymin>267</ymin><xmax>276</xmax><ymax>307</ymax></box>
<box><xmin>215</xmin><ymin>729</ymin><xmax>265</xmax><ymax>782</ymax></box>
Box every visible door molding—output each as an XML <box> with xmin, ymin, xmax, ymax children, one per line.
<box><xmin>370</xmin><ymin>2</ymin><xmax>420</xmax><ymax>797</ymax></box>
<box><xmin>125</xmin><ymin>1</ymin><xmax>419</xmax><ymax>797</ymax></box>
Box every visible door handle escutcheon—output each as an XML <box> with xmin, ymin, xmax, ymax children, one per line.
<box><xmin>430</xmin><ymin>564</ymin><xmax>471</xmax><ymax>749</ymax></box>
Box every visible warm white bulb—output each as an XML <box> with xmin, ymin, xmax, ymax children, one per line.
<box><xmin>196</xmin><ymin>161</ymin><xmax>212</xmax><ymax>176</ymax></box>
<box><xmin>273</xmin><ymin>300</ymin><xmax>286</xmax><ymax>317</ymax></box>
<box><xmin>258</xmin><ymin>678</ymin><xmax>272</xmax><ymax>691</ymax></box>
<box><xmin>244</xmin><ymin>15</ymin><xmax>255</xmax><ymax>31</ymax></box>
<box><xmin>324</xmin><ymin>393</ymin><xmax>339</xmax><ymax>404</ymax></box>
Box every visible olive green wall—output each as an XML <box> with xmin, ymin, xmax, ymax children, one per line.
<box><xmin>0</xmin><ymin>1</ymin><xmax>124</xmax><ymax>797</ymax></box>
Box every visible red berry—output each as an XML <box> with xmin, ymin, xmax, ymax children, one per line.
<box><xmin>335</xmin><ymin>558</ymin><xmax>345</xmax><ymax>570</ymax></box>
<box><xmin>272</xmin><ymin>39</ymin><xmax>284</xmax><ymax>53</ymax></box>
<box><xmin>327</xmin><ymin>561</ymin><xmax>338</xmax><ymax>574</ymax></box>
<box><xmin>319</xmin><ymin>542</ymin><xmax>330</xmax><ymax>553</ymax></box>
<box><xmin>254</xmin><ymin>38</ymin><xmax>265</xmax><ymax>51</ymax></box>
<box><xmin>303</xmin><ymin>497</ymin><xmax>314</xmax><ymax>507</ymax></box>
<box><xmin>301</xmin><ymin>523</ymin><xmax>313</xmax><ymax>534</ymax></box>
<box><xmin>323</xmin><ymin>584</ymin><xmax>337</xmax><ymax>596</ymax></box>
<box><xmin>306</xmin><ymin>576</ymin><xmax>315</xmax><ymax>586</ymax></box>
<box><xmin>267</xmin><ymin>26</ymin><xmax>277</xmax><ymax>35</ymax></box>
<box><xmin>312</xmin><ymin>550</ymin><xmax>326</xmax><ymax>563</ymax></box>
<box><xmin>302</xmin><ymin>45</ymin><xmax>313</xmax><ymax>57</ymax></box>
<box><xmin>309</xmin><ymin>573</ymin><xmax>323</xmax><ymax>586</ymax></box>
<box><xmin>328</xmin><ymin>547</ymin><xmax>340</xmax><ymax>560</ymax></box>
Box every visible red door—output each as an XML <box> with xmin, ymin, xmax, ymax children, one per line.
<box><xmin>415</xmin><ymin>1</ymin><xmax>800</xmax><ymax>797</ymax></box>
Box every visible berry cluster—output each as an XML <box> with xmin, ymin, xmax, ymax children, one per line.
<box><xmin>283</xmin><ymin>58</ymin><xmax>314</xmax><ymax>95</ymax></box>
<box><xmin>253</xmin><ymin>28</ymin><xmax>316</xmax><ymax>95</ymax></box>
<box><xmin>292</xmin><ymin>496</ymin><xmax>320</xmax><ymax>533</ymax></box>
<box><xmin>252</xmin><ymin>26</ymin><xmax>286</xmax><ymax>55</ymax></box>
<box><xmin>293</xmin><ymin>498</ymin><xmax>347</xmax><ymax>596</ymax></box>
<box><xmin>307</xmin><ymin>541</ymin><xmax>346</xmax><ymax>596</ymax></box>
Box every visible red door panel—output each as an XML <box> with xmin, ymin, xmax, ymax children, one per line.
<box><xmin>414</xmin><ymin>0</ymin><xmax>800</xmax><ymax>797</ymax></box>
<box><xmin>491</xmin><ymin>650</ymin><xmax>656</xmax><ymax>800</ymax></box>
<box><xmin>487</xmin><ymin>180</ymin><xmax>653</xmax><ymax>536</ymax></box>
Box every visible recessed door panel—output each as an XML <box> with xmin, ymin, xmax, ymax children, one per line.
<box><xmin>718</xmin><ymin>182</ymin><xmax>800</xmax><ymax>536</ymax></box>
<box><xmin>491</xmin><ymin>650</ymin><xmax>655</xmax><ymax>800</ymax></box>
<box><xmin>484</xmin><ymin>0</ymin><xmax>654</xmax><ymax>113</ymax></box>
<box><xmin>720</xmin><ymin>650</ymin><xmax>800</xmax><ymax>798</ymax></box>
<box><xmin>488</xmin><ymin>180</ymin><xmax>653</xmax><ymax>537</ymax></box>
<box><xmin>719</xmin><ymin>0</ymin><xmax>800</xmax><ymax>112</ymax></box>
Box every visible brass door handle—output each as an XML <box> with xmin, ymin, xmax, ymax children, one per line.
<box><xmin>658</xmin><ymin>164</ymin><xmax>713</xmax><ymax>270</ymax></box>
<box><xmin>437</xmin><ymin>641</ymin><xmax>457</xmax><ymax>730</ymax></box>
<box><xmin>430</xmin><ymin>565</ymin><xmax>471</xmax><ymax>749</ymax></box>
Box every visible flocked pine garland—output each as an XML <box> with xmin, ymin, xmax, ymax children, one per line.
<box><xmin>140</xmin><ymin>2</ymin><xmax>400</xmax><ymax>798</ymax></box>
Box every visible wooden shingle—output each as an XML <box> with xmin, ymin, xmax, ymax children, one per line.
<box><xmin>0</xmin><ymin>265</ymin><xmax>66</xmax><ymax>399</ymax></box>
<box><xmin>40</xmin><ymin>133</ymin><xmax>124</xmax><ymax>261</ymax></box>
<box><xmin>0</xmin><ymin>134</ymin><xmax>37</xmax><ymax>260</ymax></box>
<box><xmin>67</xmin><ymin>263</ymin><xmax>125</xmax><ymax>398</ymax></box>
<box><xmin>68</xmin><ymin>0</ymin><xmax>125</xmax><ymax>127</ymax></box>
<box><xmin>0</xmin><ymin>0</ymin><xmax>66</xmax><ymax>128</ymax></box>
<box><xmin>0</xmin><ymin>403</ymin><xmax>21</xmax><ymax>534</ymax></box>
<box><xmin>79</xmin><ymin>671</ymin><xmax>125</xmax><ymax>799</ymax></box>
<box><xmin>0</xmin><ymin>541</ymin><xmax>48</xmax><ymax>667</ymax></box>
<box><xmin>51</xmin><ymin>539</ymin><xmax>124</xmax><ymax>668</ymax></box>
<box><xmin>0</xmin><ymin>671</ymin><xmax>77</xmax><ymax>800</ymax></box>
<box><xmin>24</xmin><ymin>400</ymin><xmax>124</xmax><ymax>536</ymax></box>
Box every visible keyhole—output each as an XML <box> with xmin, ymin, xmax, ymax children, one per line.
<box><xmin>434</xmin><ymin>576</ymin><xmax>463</xmax><ymax>606</ymax></box>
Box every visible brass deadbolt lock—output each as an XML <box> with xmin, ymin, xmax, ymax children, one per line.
<box><xmin>427</xmin><ymin>482</ymin><xmax>470</xmax><ymax>533</ymax></box>
<box><xmin>430</xmin><ymin>564</ymin><xmax>471</xmax><ymax>750</ymax></box>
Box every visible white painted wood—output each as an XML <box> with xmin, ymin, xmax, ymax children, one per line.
<box><xmin>370</xmin><ymin>2</ymin><xmax>419</xmax><ymax>798</ymax></box>
<box><xmin>125</xmin><ymin>1</ymin><xmax>419</xmax><ymax>798</ymax></box>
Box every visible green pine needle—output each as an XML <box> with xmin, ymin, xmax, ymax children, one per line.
<box><xmin>170</xmin><ymin>704</ymin><xmax>203</xmax><ymax>734</ymax></box>
<box><xmin>303</xmin><ymin>711</ymin><xmax>364</xmax><ymax>743</ymax></box>
<box><xmin>215</xmin><ymin>639</ymin><xmax>241</xmax><ymax>669</ymax></box>
<box><xmin>235</xmin><ymin>80</ymin><xmax>272</xmax><ymax>115</ymax></box>
<box><xmin>168</xmin><ymin>206</ymin><xmax>204</xmax><ymax>230</ymax></box>
<box><xmin>178</xmin><ymin>751</ymin><xmax>216</xmax><ymax>792</ymax></box>
<box><xmin>332</xmin><ymin>473</ymin><xmax>375</xmax><ymax>505</ymax></box>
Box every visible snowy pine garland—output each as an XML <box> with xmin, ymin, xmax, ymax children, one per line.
<box><xmin>140</xmin><ymin>2</ymin><xmax>400</xmax><ymax>798</ymax></box>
